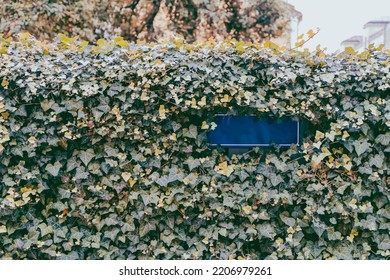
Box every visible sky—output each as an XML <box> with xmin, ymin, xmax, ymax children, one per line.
<box><xmin>286</xmin><ymin>0</ymin><xmax>390</xmax><ymax>52</ymax></box>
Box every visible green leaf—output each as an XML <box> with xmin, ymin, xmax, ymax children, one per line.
<box><xmin>327</xmin><ymin>227</ymin><xmax>341</xmax><ymax>240</ymax></box>
<box><xmin>369</xmin><ymin>153</ymin><xmax>384</xmax><ymax>168</ymax></box>
<box><xmin>376</xmin><ymin>234</ymin><xmax>390</xmax><ymax>250</ymax></box>
<box><xmin>183</xmin><ymin>125</ymin><xmax>198</xmax><ymax>139</ymax></box>
<box><xmin>139</xmin><ymin>222</ymin><xmax>156</xmax><ymax>237</ymax></box>
<box><xmin>185</xmin><ymin>156</ymin><xmax>200</xmax><ymax>171</ymax></box>
<box><xmin>256</xmin><ymin>223</ymin><xmax>276</xmax><ymax>239</ymax></box>
<box><xmin>38</xmin><ymin>223</ymin><xmax>53</xmax><ymax>237</ymax></box>
<box><xmin>279</xmin><ymin>212</ymin><xmax>296</xmax><ymax>227</ymax></box>
<box><xmin>270</xmin><ymin>174</ymin><xmax>284</xmax><ymax>187</ymax></box>
<box><xmin>45</xmin><ymin>161</ymin><xmax>62</xmax><ymax>176</ymax></box>
<box><xmin>104</xmin><ymin>228</ymin><xmax>120</xmax><ymax>241</ymax></box>
<box><xmin>79</xmin><ymin>149</ymin><xmax>95</xmax><ymax>166</ymax></box>
<box><xmin>353</xmin><ymin>139</ymin><xmax>370</xmax><ymax>156</ymax></box>
<box><xmin>359</xmin><ymin>215</ymin><xmax>377</xmax><ymax>231</ymax></box>
<box><xmin>66</xmin><ymin>157</ymin><xmax>78</xmax><ymax>172</ymax></box>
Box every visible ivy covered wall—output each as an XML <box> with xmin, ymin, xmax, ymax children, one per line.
<box><xmin>0</xmin><ymin>34</ymin><xmax>389</xmax><ymax>259</ymax></box>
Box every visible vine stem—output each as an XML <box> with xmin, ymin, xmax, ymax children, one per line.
<box><xmin>289</xmin><ymin>28</ymin><xmax>321</xmax><ymax>51</ymax></box>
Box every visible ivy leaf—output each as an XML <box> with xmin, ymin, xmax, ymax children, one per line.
<box><xmin>214</xmin><ymin>161</ymin><xmax>235</xmax><ymax>177</ymax></box>
<box><xmin>376</xmin><ymin>234</ymin><xmax>390</xmax><ymax>250</ymax></box>
<box><xmin>45</xmin><ymin>161</ymin><xmax>62</xmax><ymax>176</ymax></box>
<box><xmin>38</xmin><ymin>223</ymin><xmax>53</xmax><ymax>237</ymax></box>
<box><xmin>79</xmin><ymin>149</ymin><xmax>95</xmax><ymax>166</ymax></box>
<box><xmin>66</xmin><ymin>157</ymin><xmax>78</xmax><ymax>172</ymax></box>
<box><xmin>256</xmin><ymin>223</ymin><xmax>276</xmax><ymax>239</ymax></box>
<box><xmin>156</xmin><ymin>175</ymin><xmax>169</xmax><ymax>187</ymax></box>
<box><xmin>139</xmin><ymin>222</ymin><xmax>156</xmax><ymax>237</ymax></box>
<box><xmin>104</xmin><ymin>228</ymin><xmax>120</xmax><ymax>241</ymax></box>
<box><xmin>320</xmin><ymin>73</ymin><xmax>335</xmax><ymax>83</ymax></box>
<box><xmin>359</xmin><ymin>215</ymin><xmax>377</xmax><ymax>231</ymax></box>
<box><xmin>223</xmin><ymin>196</ymin><xmax>235</xmax><ymax>208</ymax></box>
<box><xmin>270</xmin><ymin>174</ymin><xmax>284</xmax><ymax>186</ymax></box>
<box><xmin>185</xmin><ymin>156</ymin><xmax>200</xmax><ymax>171</ymax></box>
<box><xmin>183</xmin><ymin>125</ymin><xmax>198</xmax><ymax>139</ymax></box>
<box><xmin>279</xmin><ymin>212</ymin><xmax>295</xmax><ymax>227</ymax></box>
<box><xmin>353</xmin><ymin>140</ymin><xmax>370</xmax><ymax>156</ymax></box>
<box><xmin>369</xmin><ymin>153</ymin><xmax>384</xmax><ymax>168</ymax></box>
<box><xmin>327</xmin><ymin>227</ymin><xmax>341</xmax><ymax>241</ymax></box>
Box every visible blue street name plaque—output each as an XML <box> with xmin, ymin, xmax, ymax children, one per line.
<box><xmin>207</xmin><ymin>115</ymin><xmax>300</xmax><ymax>148</ymax></box>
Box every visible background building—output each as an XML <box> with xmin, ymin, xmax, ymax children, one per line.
<box><xmin>341</xmin><ymin>17</ymin><xmax>390</xmax><ymax>51</ymax></box>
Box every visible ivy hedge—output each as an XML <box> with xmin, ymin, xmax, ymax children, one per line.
<box><xmin>0</xmin><ymin>34</ymin><xmax>389</xmax><ymax>260</ymax></box>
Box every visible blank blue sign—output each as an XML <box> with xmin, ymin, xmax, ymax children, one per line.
<box><xmin>207</xmin><ymin>115</ymin><xmax>300</xmax><ymax>147</ymax></box>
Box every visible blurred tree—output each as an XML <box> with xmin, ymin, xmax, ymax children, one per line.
<box><xmin>0</xmin><ymin>0</ymin><xmax>301</xmax><ymax>44</ymax></box>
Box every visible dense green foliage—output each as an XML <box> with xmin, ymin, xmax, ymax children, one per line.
<box><xmin>0</xmin><ymin>35</ymin><xmax>389</xmax><ymax>259</ymax></box>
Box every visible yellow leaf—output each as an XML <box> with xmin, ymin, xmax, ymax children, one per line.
<box><xmin>154</xmin><ymin>148</ymin><xmax>163</xmax><ymax>156</ymax></box>
<box><xmin>1</xmin><ymin>78</ymin><xmax>9</xmax><ymax>87</ymax></box>
<box><xmin>264</xmin><ymin>41</ymin><xmax>279</xmax><ymax>50</ymax></box>
<box><xmin>348</xmin><ymin>198</ymin><xmax>357</xmax><ymax>209</ymax></box>
<box><xmin>0</xmin><ymin>225</ymin><xmax>7</xmax><ymax>234</ymax></box>
<box><xmin>287</xmin><ymin>227</ymin><xmax>295</xmax><ymax>234</ymax></box>
<box><xmin>97</xmin><ymin>38</ymin><xmax>108</xmax><ymax>46</ymax></box>
<box><xmin>159</xmin><ymin>105</ymin><xmax>166</xmax><ymax>119</ymax></box>
<box><xmin>116</xmin><ymin>40</ymin><xmax>128</xmax><ymax>47</ymax></box>
<box><xmin>18</xmin><ymin>32</ymin><xmax>31</xmax><ymax>40</ymax></box>
<box><xmin>202</xmin><ymin>237</ymin><xmax>209</xmax><ymax>244</ymax></box>
<box><xmin>295</xmin><ymin>40</ymin><xmax>304</xmax><ymax>48</ymax></box>
<box><xmin>198</xmin><ymin>96</ymin><xmax>206</xmax><ymax>107</ymax></box>
<box><xmin>214</xmin><ymin>161</ymin><xmax>235</xmax><ymax>177</ymax></box>
<box><xmin>61</xmin><ymin>35</ymin><xmax>77</xmax><ymax>45</ymax></box>
<box><xmin>0</xmin><ymin>46</ymin><xmax>8</xmax><ymax>54</ymax></box>
<box><xmin>321</xmin><ymin>147</ymin><xmax>331</xmax><ymax>156</ymax></box>
<box><xmin>121</xmin><ymin>172</ymin><xmax>131</xmax><ymax>182</ymax></box>
<box><xmin>169</xmin><ymin>133</ymin><xmax>177</xmax><ymax>141</ymax></box>
<box><xmin>307</xmin><ymin>29</ymin><xmax>315</xmax><ymax>37</ymax></box>
<box><xmin>122</xmin><ymin>172</ymin><xmax>136</xmax><ymax>187</ymax></box>
<box><xmin>221</xmin><ymin>94</ymin><xmax>232</xmax><ymax>103</ymax></box>
<box><xmin>201</xmin><ymin>121</ymin><xmax>209</xmax><ymax>130</ymax></box>
<box><xmin>315</xmin><ymin>130</ymin><xmax>325</xmax><ymax>141</ymax></box>
<box><xmin>347</xmin><ymin>229</ymin><xmax>359</xmax><ymax>242</ymax></box>
<box><xmin>377</xmin><ymin>44</ymin><xmax>384</xmax><ymax>51</ymax></box>
<box><xmin>80</xmin><ymin>40</ymin><xmax>89</xmax><ymax>47</ymax></box>
<box><xmin>236</xmin><ymin>46</ymin><xmax>245</xmax><ymax>54</ymax></box>
<box><xmin>140</xmin><ymin>91</ymin><xmax>149</xmax><ymax>101</ymax></box>
<box><xmin>114</xmin><ymin>37</ymin><xmax>124</xmax><ymax>43</ymax></box>
<box><xmin>242</xmin><ymin>205</ymin><xmax>252</xmax><ymax>215</ymax></box>
<box><xmin>191</xmin><ymin>98</ymin><xmax>198</xmax><ymax>108</ymax></box>
<box><xmin>345</xmin><ymin>47</ymin><xmax>356</xmax><ymax>55</ymax></box>
<box><xmin>342</xmin><ymin>131</ymin><xmax>350</xmax><ymax>140</ymax></box>
<box><xmin>318</xmin><ymin>51</ymin><xmax>326</xmax><ymax>59</ymax></box>
<box><xmin>128</xmin><ymin>177</ymin><xmax>136</xmax><ymax>188</ymax></box>
<box><xmin>43</xmin><ymin>47</ymin><xmax>50</xmax><ymax>55</ymax></box>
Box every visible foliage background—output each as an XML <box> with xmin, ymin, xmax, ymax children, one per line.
<box><xmin>0</xmin><ymin>35</ymin><xmax>389</xmax><ymax>259</ymax></box>
<box><xmin>0</xmin><ymin>0</ymin><xmax>298</xmax><ymax>44</ymax></box>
